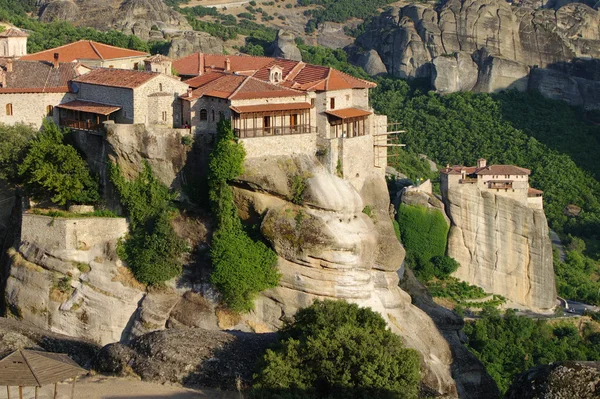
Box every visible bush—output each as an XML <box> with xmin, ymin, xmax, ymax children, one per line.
<box><xmin>0</xmin><ymin>122</ymin><xmax>34</xmax><ymax>182</ymax></box>
<box><xmin>251</xmin><ymin>300</ymin><xmax>421</xmax><ymax>399</ymax></box>
<box><xmin>430</xmin><ymin>256</ymin><xmax>460</xmax><ymax>279</ymax></box>
<box><xmin>209</xmin><ymin>120</ymin><xmax>279</xmax><ymax>312</ymax></box>
<box><xmin>110</xmin><ymin>162</ymin><xmax>186</xmax><ymax>285</ymax></box>
<box><xmin>19</xmin><ymin>120</ymin><xmax>99</xmax><ymax>205</ymax></box>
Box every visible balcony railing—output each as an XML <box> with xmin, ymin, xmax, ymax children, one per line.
<box><xmin>234</xmin><ymin>124</ymin><xmax>317</xmax><ymax>138</ymax></box>
<box><xmin>488</xmin><ymin>182</ymin><xmax>513</xmax><ymax>189</ymax></box>
<box><xmin>459</xmin><ymin>177</ymin><xmax>477</xmax><ymax>184</ymax></box>
<box><xmin>60</xmin><ymin>119</ymin><xmax>104</xmax><ymax>133</ymax></box>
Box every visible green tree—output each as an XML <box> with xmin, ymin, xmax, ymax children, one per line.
<box><xmin>110</xmin><ymin>162</ymin><xmax>186</xmax><ymax>285</ymax></box>
<box><xmin>251</xmin><ymin>300</ymin><xmax>421</xmax><ymax>399</ymax></box>
<box><xmin>0</xmin><ymin>123</ymin><xmax>35</xmax><ymax>182</ymax></box>
<box><xmin>209</xmin><ymin>120</ymin><xmax>279</xmax><ymax>312</ymax></box>
<box><xmin>18</xmin><ymin>120</ymin><xmax>99</xmax><ymax>205</ymax></box>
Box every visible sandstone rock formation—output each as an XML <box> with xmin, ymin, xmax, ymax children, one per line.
<box><xmin>0</xmin><ymin>317</ymin><xmax>99</xmax><ymax>366</ymax></box>
<box><xmin>400</xmin><ymin>269</ymin><xmax>501</xmax><ymax>399</ymax></box>
<box><xmin>354</xmin><ymin>0</ymin><xmax>600</xmax><ymax>106</ymax></box>
<box><xmin>351</xmin><ymin>49</ymin><xmax>389</xmax><ymax>77</ymax></box>
<box><xmin>269</xmin><ymin>30</ymin><xmax>302</xmax><ymax>62</ymax></box>
<box><xmin>167</xmin><ymin>32</ymin><xmax>225</xmax><ymax>60</ymax></box>
<box><xmin>444</xmin><ymin>185</ymin><xmax>556</xmax><ymax>312</ymax></box>
<box><xmin>431</xmin><ymin>52</ymin><xmax>478</xmax><ymax>93</ymax></box>
<box><xmin>505</xmin><ymin>361</ymin><xmax>600</xmax><ymax>399</ymax></box>
<box><xmin>38</xmin><ymin>0</ymin><xmax>191</xmax><ymax>39</ymax></box>
<box><xmin>95</xmin><ymin>328</ymin><xmax>275</xmax><ymax>390</ymax></box>
<box><xmin>232</xmin><ymin>154</ymin><xmax>461</xmax><ymax>396</ymax></box>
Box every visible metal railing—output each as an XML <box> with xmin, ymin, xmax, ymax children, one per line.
<box><xmin>234</xmin><ymin>124</ymin><xmax>317</xmax><ymax>138</ymax></box>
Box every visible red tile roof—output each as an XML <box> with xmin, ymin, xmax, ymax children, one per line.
<box><xmin>56</xmin><ymin>100</ymin><xmax>121</xmax><ymax>115</ymax></box>
<box><xmin>0</xmin><ymin>28</ymin><xmax>28</xmax><ymax>38</ymax></box>
<box><xmin>145</xmin><ymin>54</ymin><xmax>172</xmax><ymax>63</ymax></box>
<box><xmin>0</xmin><ymin>61</ymin><xmax>83</xmax><ymax>93</ymax></box>
<box><xmin>325</xmin><ymin>108</ymin><xmax>372</xmax><ymax>119</ymax></box>
<box><xmin>441</xmin><ymin>164</ymin><xmax>531</xmax><ymax>176</ymax></box>
<box><xmin>230</xmin><ymin>102</ymin><xmax>312</xmax><ymax>113</ymax></box>
<box><xmin>20</xmin><ymin>40</ymin><xmax>148</xmax><ymax>63</ymax></box>
<box><xmin>182</xmin><ymin>72</ymin><xmax>302</xmax><ymax>101</ymax></box>
<box><xmin>73</xmin><ymin>68</ymin><xmax>159</xmax><ymax>89</ymax></box>
<box><xmin>173</xmin><ymin>52</ymin><xmax>377</xmax><ymax>93</ymax></box>
<box><xmin>528</xmin><ymin>187</ymin><xmax>544</xmax><ymax>196</ymax></box>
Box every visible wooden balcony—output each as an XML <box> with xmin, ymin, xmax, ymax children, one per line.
<box><xmin>234</xmin><ymin>124</ymin><xmax>317</xmax><ymax>138</ymax></box>
<box><xmin>488</xmin><ymin>181</ymin><xmax>513</xmax><ymax>189</ymax></box>
<box><xmin>459</xmin><ymin>177</ymin><xmax>477</xmax><ymax>184</ymax></box>
<box><xmin>60</xmin><ymin>119</ymin><xmax>104</xmax><ymax>134</ymax></box>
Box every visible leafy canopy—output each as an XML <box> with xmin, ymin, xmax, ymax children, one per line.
<box><xmin>111</xmin><ymin>162</ymin><xmax>186</xmax><ymax>286</ymax></box>
<box><xmin>251</xmin><ymin>300</ymin><xmax>421</xmax><ymax>399</ymax></box>
<box><xmin>0</xmin><ymin>123</ymin><xmax>35</xmax><ymax>182</ymax></box>
<box><xmin>209</xmin><ymin>120</ymin><xmax>279</xmax><ymax>313</ymax></box>
<box><xmin>18</xmin><ymin>120</ymin><xmax>99</xmax><ymax>205</ymax></box>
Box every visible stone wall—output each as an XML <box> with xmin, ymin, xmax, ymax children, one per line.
<box><xmin>77</xmin><ymin>83</ymin><xmax>134</xmax><ymax>123</ymax></box>
<box><xmin>21</xmin><ymin>214</ymin><xmax>128</xmax><ymax>251</ymax></box>
<box><xmin>186</xmin><ymin>96</ymin><xmax>232</xmax><ymax>135</ymax></box>
<box><xmin>133</xmin><ymin>74</ymin><xmax>188</xmax><ymax>126</ymax></box>
<box><xmin>0</xmin><ymin>92</ymin><xmax>76</xmax><ymax>129</ymax></box>
<box><xmin>240</xmin><ymin>133</ymin><xmax>317</xmax><ymax>159</ymax></box>
<box><xmin>0</xmin><ymin>36</ymin><xmax>27</xmax><ymax>58</ymax></box>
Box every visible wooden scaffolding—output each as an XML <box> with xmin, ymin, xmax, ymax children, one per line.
<box><xmin>374</xmin><ymin>122</ymin><xmax>406</xmax><ymax>168</ymax></box>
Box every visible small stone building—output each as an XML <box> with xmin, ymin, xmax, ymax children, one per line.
<box><xmin>60</xmin><ymin>68</ymin><xmax>189</xmax><ymax>130</ymax></box>
<box><xmin>440</xmin><ymin>158</ymin><xmax>543</xmax><ymax>209</ymax></box>
<box><xmin>0</xmin><ymin>28</ymin><xmax>28</xmax><ymax>58</ymax></box>
<box><xmin>20</xmin><ymin>40</ymin><xmax>150</xmax><ymax>70</ymax></box>
<box><xmin>0</xmin><ymin>60</ymin><xmax>90</xmax><ymax>129</ymax></box>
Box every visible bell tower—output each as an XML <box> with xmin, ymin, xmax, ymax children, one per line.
<box><xmin>0</xmin><ymin>28</ymin><xmax>28</xmax><ymax>58</ymax></box>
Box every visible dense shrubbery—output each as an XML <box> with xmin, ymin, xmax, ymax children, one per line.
<box><xmin>554</xmin><ymin>242</ymin><xmax>600</xmax><ymax>305</ymax></box>
<box><xmin>19</xmin><ymin>120</ymin><xmax>99</xmax><ymax>205</ymax></box>
<box><xmin>0</xmin><ymin>123</ymin><xmax>35</xmax><ymax>182</ymax></box>
<box><xmin>251</xmin><ymin>300</ymin><xmax>421</xmax><ymax>399</ymax></box>
<box><xmin>464</xmin><ymin>308</ymin><xmax>600</xmax><ymax>393</ymax></box>
<box><xmin>110</xmin><ymin>162</ymin><xmax>186</xmax><ymax>285</ymax></box>
<box><xmin>209</xmin><ymin>120</ymin><xmax>279</xmax><ymax>313</ymax></box>
<box><xmin>397</xmin><ymin>204</ymin><xmax>450</xmax><ymax>281</ymax></box>
<box><xmin>298</xmin><ymin>0</ymin><xmax>395</xmax><ymax>32</ymax></box>
<box><xmin>298</xmin><ymin>45</ymin><xmax>371</xmax><ymax>80</ymax></box>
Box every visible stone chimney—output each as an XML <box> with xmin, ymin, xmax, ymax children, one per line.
<box><xmin>477</xmin><ymin>158</ymin><xmax>487</xmax><ymax>168</ymax></box>
<box><xmin>198</xmin><ymin>53</ymin><xmax>205</xmax><ymax>76</ymax></box>
<box><xmin>225</xmin><ymin>58</ymin><xmax>231</xmax><ymax>72</ymax></box>
<box><xmin>6</xmin><ymin>59</ymin><xmax>12</xmax><ymax>73</ymax></box>
<box><xmin>53</xmin><ymin>52</ymin><xmax>60</xmax><ymax>69</ymax></box>
<box><xmin>186</xmin><ymin>87</ymin><xmax>193</xmax><ymax>98</ymax></box>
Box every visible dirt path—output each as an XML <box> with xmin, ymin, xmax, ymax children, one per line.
<box><xmin>1</xmin><ymin>376</ymin><xmax>243</xmax><ymax>399</ymax></box>
<box><xmin>182</xmin><ymin>0</ymin><xmax>250</xmax><ymax>9</ymax></box>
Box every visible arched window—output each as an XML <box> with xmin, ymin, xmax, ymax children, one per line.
<box><xmin>46</xmin><ymin>105</ymin><xmax>53</xmax><ymax>117</ymax></box>
<box><xmin>200</xmin><ymin>109</ymin><xmax>208</xmax><ymax>121</ymax></box>
<box><xmin>5</xmin><ymin>103</ymin><xmax>12</xmax><ymax>116</ymax></box>
<box><xmin>159</xmin><ymin>83</ymin><xmax>163</xmax><ymax>92</ymax></box>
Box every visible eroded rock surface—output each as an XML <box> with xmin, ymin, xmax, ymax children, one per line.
<box><xmin>445</xmin><ymin>185</ymin><xmax>556</xmax><ymax>312</ymax></box>
<box><xmin>270</xmin><ymin>30</ymin><xmax>302</xmax><ymax>62</ymax></box>
<box><xmin>233</xmin><ymin>154</ymin><xmax>468</xmax><ymax>396</ymax></box>
<box><xmin>95</xmin><ymin>328</ymin><xmax>275</xmax><ymax>390</ymax></box>
<box><xmin>505</xmin><ymin>361</ymin><xmax>600</xmax><ymax>399</ymax></box>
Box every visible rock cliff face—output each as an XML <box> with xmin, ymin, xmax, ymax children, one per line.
<box><xmin>231</xmin><ymin>154</ymin><xmax>469</xmax><ymax>396</ymax></box>
<box><xmin>269</xmin><ymin>30</ymin><xmax>302</xmax><ymax>62</ymax></box>
<box><xmin>444</xmin><ymin>185</ymin><xmax>556</xmax><ymax>311</ymax></box>
<box><xmin>354</xmin><ymin>0</ymin><xmax>600</xmax><ymax>107</ymax></box>
<box><xmin>38</xmin><ymin>0</ymin><xmax>191</xmax><ymax>39</ymax></box>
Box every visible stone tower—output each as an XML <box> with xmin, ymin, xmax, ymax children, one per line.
<box><xmin>0</xmin><ymin>28</ymin><xmax>28</xmax><ymax>58</ymax></box>
<box><xmin>144</xmin><ymin>54</ymin><xmax>172</xmax><ymax>75</ymax></box>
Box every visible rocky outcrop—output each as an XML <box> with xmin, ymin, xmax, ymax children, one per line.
<box><xmin>4</xmin><ymin>214</ymin><xmax>145</xmax><ymax>346</ymax></box>
<box><xmin>351</xmin><ymin>49</ymin><xmax>389</xmax><ymax>77</ymax></box>
<box><xmin>166</xmin><ymin>32</ymin><xmax>225</xmax><ymax>60</ymax></box>
<box><xmin>232</xmin><ymin>154</ymin><xmax>469</xmax><ymax>396</ymax></box>
<box><xmin>0</xmin><ymin>317</ymin><xmax>99</xmax><ymax>366</ymax></box>
<box><xmin>38</xmin><ymin>0</ymin><xmax>191</xmax><ymax>39</ymax></box>
<box><xmin>269</xmin><ymin>30</ymin><xmax>302</xmax><ymax>62</ymax></box>
<box><xmin>431</xmin><ymin>52</ymin><xmax>478</xmax><ymax>93</ymax></box>
<box><xmin>444</xmin><ymin>185</ymin><xmax>556</xmax><ymax>312</ymax></box>
<box><xmin>529</xmin><ymin>67</ymin><xmax>600</xmax><ymax>109</ymax></box>
<box><xmin>400</xmin><ymin>269</ymin><xmax>501</xmax><ymax>399</ymax></box>
<box><xmin>354</xmin><ymin>0</ymin><xmax>600</xmax><ymax>103</ymax></box>
<box><xmin>505</xmin><ymin>361</ymin><xmax>600</xmax><ymax>399</ymax></box>
<box><xmin>94</xmin><ymin>328</ymin><xmax>275</xmax><ymax>390</ymax></box>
